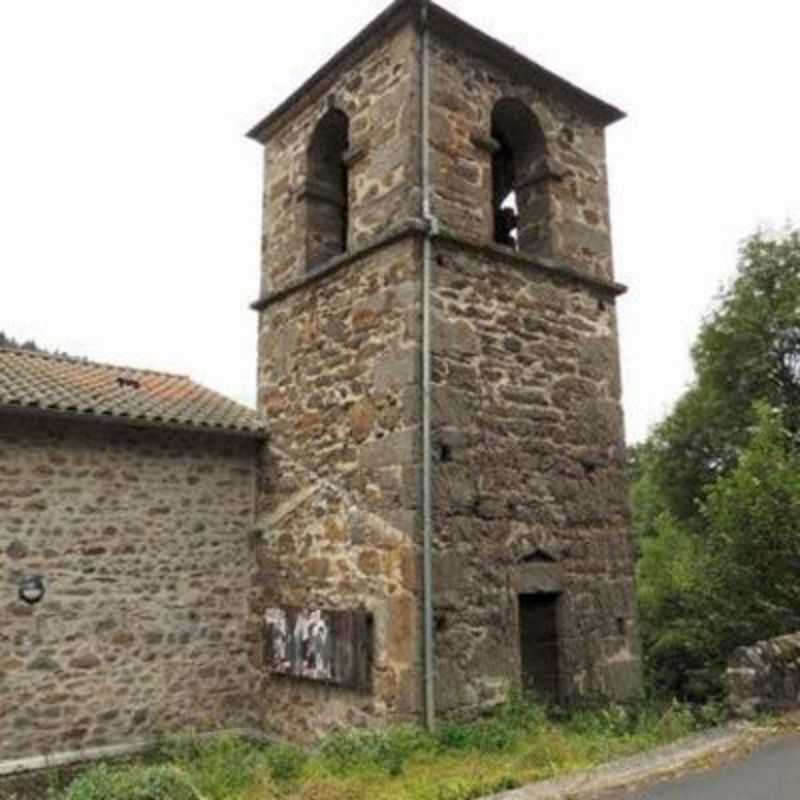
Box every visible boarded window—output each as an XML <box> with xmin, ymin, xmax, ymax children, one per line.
<box><xmin>306</xmin><ymin>109</ymin><xmax>350</xmax><ymax>271</ymax></box>
<box><xmin>264</xmin><ymin>607</ymin><xmax>372</xmax><ymax>692</ymax></box>
<box><xmin>519</xmin><ymin>593</ymin><xmax>560</xmax><ymax>705</ymax></box>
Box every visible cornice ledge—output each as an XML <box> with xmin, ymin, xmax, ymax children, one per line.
<box><xmin>251</xmin><ymin>219</ymin><xmax>428</xmax><ymax>311</ymax></box>
<box><xmin>433</xmin><ymin>229</ymin><xmax>628</xmax><ymax>297</ymax></box>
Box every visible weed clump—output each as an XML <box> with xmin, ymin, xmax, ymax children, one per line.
<box><xmin>64</xmin><ymin>764</ymin><xmax>197</xmax><ymax>800</ymax></box>
<box><xmin>56</xmin><ymin>696</ymin><xmax>711</xmax><ymax>800</ymax></box>
<box><xmin>320</xmin><ymin>725</ymin><xmax>435</xmax><ymax>777</ymax></box>
<box><xmin>264</xmin><ymin>743</ymin><xmax>308</xmax><ymax>785</ymax></box>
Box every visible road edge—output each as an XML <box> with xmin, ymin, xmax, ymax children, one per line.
<box><xmin>487</xmin><ymin>722</ymin><xmax>769</xmax><ymax>800</ymax></box>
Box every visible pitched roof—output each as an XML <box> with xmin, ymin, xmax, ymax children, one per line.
<box><xmin>0</xmin><ymin>348</ymin><xmax>267</xmax><ymax>438</ymax></box>
<box><xmin>247</xmin><ymin>0</ymin><xmax>624</xmax><ymax>143</ymax></box>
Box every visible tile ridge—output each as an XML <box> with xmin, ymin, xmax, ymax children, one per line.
<box><xmin>0</xmin><ymin>347</ymin><xmax>189</xmax><ymax>381</ymax></box>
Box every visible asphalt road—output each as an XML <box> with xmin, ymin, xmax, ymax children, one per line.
<box><xmin>615</xmin><ymin>735</ymin><xmax>800</xmax><ymax>799</ymax></box>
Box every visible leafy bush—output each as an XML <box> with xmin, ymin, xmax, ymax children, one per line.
<box><xmin>701</xmin><ymin>403</ymin><xmax>800</xmax><ymax>649</ymax></box>
<box><xmin>64</xmin><ymin>764</ymin><xmax>196</xmax><ymax>800</ymax></box>
<box><xmin>693</xmin><ymin>700</ymin><xmax>728</xmax><ymax>728</ymax></box>
<box><xmin>64</xmin><ymin>736</ymin><xmax>268</xmax><ymax>800</ymax></box>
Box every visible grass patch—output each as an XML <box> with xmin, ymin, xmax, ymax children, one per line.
<box><xmin>51</xmin><ymin>697</ymin><xmax>720</xmax><ymax>800</ymax></box>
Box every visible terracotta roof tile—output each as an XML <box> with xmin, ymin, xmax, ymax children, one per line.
<box><xmin>0</xmin><ymin>348</ymin><xmax>267</xmax><ymax>438</ymax></box>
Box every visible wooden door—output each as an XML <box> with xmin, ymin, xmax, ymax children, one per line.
<box><xmin>519</xmin><ymin>593</ymin><xmax>560</xmax><ymax>705</ymax></box>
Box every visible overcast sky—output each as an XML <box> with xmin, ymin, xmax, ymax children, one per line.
<box><xmin>1</xmin><ymin>0</ymin><xmax>798</xmax><ymax>443</ymax></box>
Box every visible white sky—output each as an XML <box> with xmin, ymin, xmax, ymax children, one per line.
<box><xmin>1</xmin><ymin>0</ymin><xmax>798</xmax><ymax>444</ymax></box>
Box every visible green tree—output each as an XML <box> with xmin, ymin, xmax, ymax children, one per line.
<box><xmin>701</xmin><ymin>403</ymin><xmax>800</xmax><ymax>652</ymax></box>
<box><xmin>633</xmin><ymin>227</ymin><xmax>800</xmax><ymax>696</ymax></box>
<box><xmin>0</xmin><ymin>331</ymin><xmax>70</xmax><ymax>356</ymax></box>
<box><xmin>0</xmin><ymin>331</ymin><xmax>44</xmax><ymax>352</ymax></box>
<box><xmin>639</xmin><ymin>229</ymin><xmax>800</xmax><ymax>538</ymax></box>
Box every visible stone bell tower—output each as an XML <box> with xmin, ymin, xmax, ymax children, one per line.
<box><xmin>248</xmin><ymin>0</ymin><xmax>640</xmax><ymax>738</ymax></box>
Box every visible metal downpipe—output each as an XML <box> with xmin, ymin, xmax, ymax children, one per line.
<box><xmin>419</xmin><ymin>0</ymin><xmax>437</xmax><ymax>733</ymax></box>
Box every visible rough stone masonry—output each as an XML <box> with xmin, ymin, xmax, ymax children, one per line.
<box><xmin>0</xmin><ymin>414</ymin><xmax>259</xmax><ymax>762</ymax></box>
<box><xmin>249</xmin><ymin>0</ymin><xmax>641</xmax><ymax>739</ymax></box>
<box><xmin>727</xmin><ymin>632</ymin><xmax>800</xmax><ymax>718</ymax></box>
<box><xmin>1</xmin><ymin>0</ymin><xmax>642</xmax><ymax>766</ymax></box>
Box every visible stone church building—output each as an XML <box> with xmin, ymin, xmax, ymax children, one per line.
<box><xmin>1</xmin><ymin>0</ymin><xmax>640</xmax><ymax>766</ymax></box>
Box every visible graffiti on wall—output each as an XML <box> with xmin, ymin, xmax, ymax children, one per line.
<box><xmin>264</xmin><ymin>607</ymin><xmax>373</xmax><ymax>691</ymax></box>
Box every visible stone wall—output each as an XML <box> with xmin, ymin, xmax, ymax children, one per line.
<box><xmin>424</xmin><ymin>28</ymin><xmax>638</xmax><ymax>712</ymax></box>
<box><xmin>250</xmin><ymin>446</ymin><xmax>421</xmax><ymax>740</ymax></box>
<box><xmin>257</xmin><ymin>236</ymin><xmax>422</xmax><ymax>527</ymax></box>
<box><xmin>260</xmin><ymin>20</ymin><xmax>420</xmax><ymax>294</ymax></box>
<box><xmin>0</xmin><ymin>413</ymin><xmax>258</xmax><ymax>762</ymax></box>
<box><xmin>251</xmin><ymin>2</ymin><xmax>641</xmax><ymax>733</ymax></box>
<box><xmin>254</xmin><ymin>233</ymin><xmax>424</xmax><ymax>738</ymax></box>
<box><xmin>727</xmin><ymin>633</ymin><xmax>800</xmax><ymax>718</ymax></box>
<box><xmin>0</xmin><ymin>1</ymin><xmax>642</xmax><ymax>763</ymax></box>
<box><xmin>429</xmin><ymin>33</ymin><xmax>615</xmax><ymax>282</ymax></box>
<box><xmin>252</xmin><ymin>10</ymin><xmax>429</xmax><ymax>738</ymax></box>
<box><xmin>429</xmin><ymin>231</ymin><xmax>640</xmax><ymax>713</ymax></box>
